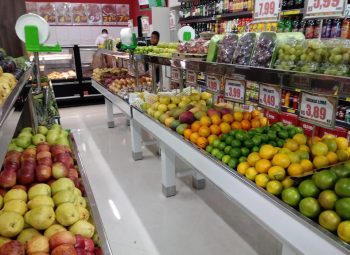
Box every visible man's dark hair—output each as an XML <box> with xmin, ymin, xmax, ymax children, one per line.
<box><xmin>102</xmin><ymin>29</ymin><xmax>108</xmax><ymax>34</ymax></box>
<box><xmin>151</xmin><ymin>31</ymin><xmax>160</xmax><ymax>39</ymax></box>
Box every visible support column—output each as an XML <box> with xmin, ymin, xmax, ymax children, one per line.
<box><xmin>160</xmin><ymin>142</ymin><xmax>176</xmax><ymax>197</ymax></box>
<box><xmin>130</xmin><ymin>119</ymin><xmax>143</xmax><ymax>161</ymax></box>
<box><xmin>105</xmin><ymin>98</ymin><xmax>115</xmax><ymax>128</ymax></box>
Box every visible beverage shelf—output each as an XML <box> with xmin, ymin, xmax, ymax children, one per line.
<box><xmin>179</xmin><ymin>11</ymin><xmax>253</xmax><ymax>24</ymax></box>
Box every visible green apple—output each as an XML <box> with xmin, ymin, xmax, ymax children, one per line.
<box><xmin>59</xmin><ymin>130</ymin><xmax>69</xmax><ymax>138</ymax></box>
<box><xmin>7</xmin><ymin>143</ymin><xmax>18</xmax><ymax>151</ymax></box>
<box><xmin>55</xmin><ymin>203</ymin><xmax>80</xmax><ymax>226</ymax></box>
<box><xmin>69</xmin><ymin>220</ymin><xmax>95</xmax><ymax>238</ymax></box>
<box><xmin>50</xmin><ymin>124</ymin><xmax>62</xmax><ymax>131</ymax></box>
<box><xmin>4</xmin><ymin>189</ymin><xmax>27</xmax><ymax>203</ymax></box>
<box><xmin>28</xmin><ymin>196</ymin><xmax>54</xmax><ymax>209</ymax></box>
<box><xmin>55</xmin><ymin>137</ymin><xmax>70</xmax><ymax>147</ymax></box>
<box><xmin>53</xmin><ymin>190</ymin><xmax>76</xmax><ymax>206</ymax></box>
<box><xmin>44</xmin><ymin>224</ymin><xmax>66</xmax><ymax>238</ymax></box>
<box><xmin>3</xmin><ymin>200</ymin><xmax>27</xmax><ymax>215</ymax></box>
<box><xmin>17</xmin><ymin>228</ymin><xmax>41</xmax><ymax>244</ymax></box>
<box><xmin>38</xmin><ymin>126</ymin><xmax>48</xmax><ymax>135</ymax></box>
<box><xmin>0</xmin><ymin>211</ymin><xmax>24</xmax><ymax>237</ymax></box>
<box><xmin>77</xmin><ymin>206</ymin><xmax>90</xmax><ymax>221</ymax></box>
<box><xmin>0</xmin><ymin>236</ymin><xmax>11</xmax><ymax>247</ymax></box>
<box><xmin>47</xmin><ymin>133</ymin><xmax>58</xmax><ymax>146</ymax></box>
<box><xmin>51</xmin><ymin>178</ymin><xmax>75</xmax><ymax>195</ymax></box>
<box><xmin>21</xmin><ymin>127</ymin><xmax>33</xmax><ymax>133</ymax></box>
<box><xmin>15</xmin><ymin>136</ymin><xmax>31</xmax><ymax>148</ymax></box>
<box><xmin>24</xmin><ymin>206</ymin><xmax>55</xmax><ymax>230</ymax></box>
<box><xmin>32</xmin><ymin>134</ymin><xmax>46</xmax><ymax>145</ymax></box>
<box><xmin>28</xmin><ymin>184</ymin><xmax>51</xmax><ymax>200</ymax></box>
<box><xmin>74</xmin><ymin>197</ymin><xmax>87</xmax><ymax>208</ymax></box>
<box><xmin>73</xmin><ymin>188</ymin><xmax>82</xmax><ymax>197</ymax></box>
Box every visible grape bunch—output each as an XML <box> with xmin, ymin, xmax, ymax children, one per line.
<box><xmin>217</xmin><ymin>34</ymin><xmax>239</xmax><ymax>64</ymax></box>
<box><xmin>250</xmin><ymin>32</ymin><xmax>276</xmax><ymax>68</ymax></box>
<box><xmin>232</xmin><ymin>33</ymin><xmax>257</xmax><ymax>66</ymax></box>
<box><xmin>275</xmin><ymin>40</ymin><xmax>304</xmax><ymax>71</ymax></box>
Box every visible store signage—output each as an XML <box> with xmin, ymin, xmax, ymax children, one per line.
<box><xmin>299</xmin><ymin>92</ymin><xmax>337</xmax><ymax>128</ymax></box>
<box><xmin>171</xmin><ymin>68</ymin><xmax>180</xmax><ymax>82</ymax></box>
<box><xmin>259</xmin><ymin>83</ymin><xmax>281</xmax><ymax>111</ymax></box>
<box><xmin>224</xmin><ymin>78</ymin><xmax>246</xmax><ymax>103</ymax></box>
<box><xmin>253</xmin><ymin>0</ymin><xmax>281</xmax><ymax>22</ymax></box>
<box><xmin>345</xmin><ymin>4</ymin><xmax>350</xmax><ymax>17</ymax></box>
<box><xmin>141</xmin><ymin>16</ymin><xmax>150</xmax><ymax>34</ymax></box>
<box><xmin>206</xmin><ymin>75</ymin><xmax>222</xmax><ymax>93</ymax></box>
<box><xmin>169</xmin><ymin>10</ymin><xmax>177</xmax><ymax>30</ymax></box>
<box><xmin>304</xmin><ymin>0</ymin><xmax>346</xmax><ymax>18</ymax></box>
<box><xmin>186</xmin><ymin>71</ymin><xmax>197</xmax><ymax>85</ymax></box>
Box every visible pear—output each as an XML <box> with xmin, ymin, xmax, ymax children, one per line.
<box><xmin>77</xmin><ymin>206</ymin><xmax>90</xmax><ymax>221</ymax></box>
<box><xmin>28</xmin><ymin>184</ymin><xmax>51</xmax><ymax>200</ymax></box>
<box><xmin>4</xmin><ymin>189</ymin><xmax>27</xmax><ymax>203</ymax></box>
<box><xmin>0</xmin><ymin>212</ymin><xmax>24</xmax><ymax>237</ymax></box>
<box><xmin>53</xmin><ymin>190</ymin><xmax>76</xmax><ymax>206</ymax></box>
<box><xmin>44</xmin><ymin>224</ymin><xmax>66</xmax><ymax>238</ymax></box>
<box><xmin>55</xmin><ymin>203</ymin><xmax>79</xmax><ymax>226</ymax></box>
<box><xmin>73</xmin><ymin>188</ymin><xmax>82</xmax><ymax>197</ymax></box>
<box><xmin>28</xmin><ymin>196</ymin><xmax>54</xmax><ymax>209</ymax></box>
<box><xmin>17</xmin><ymin>228</ymin><xmax>41</xmax><ymax>244</ymax></box>
<box><xmin>3</xmin><ymin>200</ymin><xmax>27</xmax><ymax>215</ymax></box>
<box><xmin>25</xmin><ymin>206</ymin><xmax>55</xmax><ymax>230</ymax></box>
<box><xmin>74</xmin><ymin>197</ymin><xmax>86</xmax><ymax>208</ymax></box>
<box><xmin>69</xmin><ymin>220</ymin><xmax>95</xmax><ymax>238</ymax></box>
<box><xmin>51</xmin><ymin>178</ymin><xmax>74</xmax><ymax>195</ymax></box>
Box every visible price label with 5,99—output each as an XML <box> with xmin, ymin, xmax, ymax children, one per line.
<box><xmin>206</xmin><ymin>75</ymin><xmax>221</xmax><ymax>93</ymax></box>
<box><xmin>259</xmin><ymin>83</ymin><xmax>281</xmax><ymax>111</ymax></box>
<box><xmin>253</xmin><ymin>0</ymin><xmax>280</xmax><ymax>22</ymax></box>
<box><xmin>224</xmin><ymin>78</ymin><xmax>246</xmax><ymax>103</ymax></box>
<box><xmin>304</xmin><ymin>0</ymin><xmax>345</xmax><ymax>18</ymax></box>
<box><xmin>186</xmin><ymin>70</ymin><xmax>197</xmax><ymax>85</ymax></box>
<box><xmin>299</xmin><ymin>92</ymin><xmax>336</xmax><ymax>128</ymax></box>
<box><xmin>171</xmin><ymin>68</ymin><xmax>180</xmax><ymax>82</ymax></box>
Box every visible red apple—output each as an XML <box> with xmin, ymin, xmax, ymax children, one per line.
<box><xmin>22</xmin><ymin>157</ymin><xmax>37</xmax><ymax>168</ymax></box>
<box><xmin>21</xmin><ymin>154</ymin><xmax>36</xmax><ymax>162</ymax></box>
<box><xmin>37</xmin><ymin>151</ymin><xmax>52</xmax><ymax>161</ymax></box>
<box><xmin>50</xmin><ymin>231</ymin><xmax>76</xmax><ymax>250</ymax></box>
<box><xmin>0</xmin><ymin>240</ymin><xmax>25</xmax><ymax>255</ymax></box>
<box><xmin>0</xmin><ymin>188</ymin><xmax>6</xmax><ymax>196</ymax></box>
<box><xmin>74</xmin><ymin>235</ymin><xmax>84</xmax><ymax>249</ymax></box>
<box><xmin>3</xmin><ymin>161</ymin><xmax>20</xmax><ymax>172</ymax></box>
<box><xmin>37</xmin><ymin>157</ymin><xmax>53</xmax><ymax>167</ymax></box>
<box><xmin>5</xmin><ymin>151</ymin><xmax>21</xmax><ymax>161</ymax></box>
<box><xmin>68</xmin><ymin>168</ymin><xmax>79</xmax><ymax>179</ymax></box>
<box><xmin>0</xmin><ymin>169</ymin><xmax>16</xmax><ymax>188</ymax></box>
<box><xmin>12</xmin><ymin>185</ymin><xmax>27</xmax><ymax>191</ymax></box>
<box><xmin>17</xmin><ymin>166</ymin><xmax>35</xmax><ymax>185</ymax></box>
<box><xmin>51</xmin><ymin>244</ymin><xmax>77</xmax><ymax>255</ymax></box>
<box><xmin>75</xmin><ymin>248</ymin><xmax>85</xmax><ymax>255</ymax></box>
<box><xmin>35</xmin><ymin>165</ymin><xmax>52</xmax><ymax>182</ymax></box>
<box><xmin>37</xmin><ymin>142</ymin><xmax>50</xmax><ymax>152</ymax></box>
<box><xmin>52</xmin><ymin>162</ymin><xmax>68</xmax><ymax>179</ymax></box>
<box><xmin>94</xmin><ymin>247</ymin><xmax>103</xmax><ymax>255</ymax></box>
<box><xmin>51</xmin><ymin>144</ymin><xmax>67</xmax><ymax>154</ymax></box>
<box><xmin>83</xmin><ymin>238</ymin><xmax>94</xmax><ymax>252</ymax></box>
<box><xmin>22</xmin><ymin>147</ymin><xmax>36</xmax><ymax>157</ymax></box>
<box><xmin>28</xmin><ymin>253</ymin><xmax>49</xmax><ymax>255</ymax></box>
<box><xmin>55</xmin><ymin>153</ymin><xmax>74</xmax><ymax>169</ymax></box>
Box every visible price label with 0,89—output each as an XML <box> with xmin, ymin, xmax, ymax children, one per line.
<box><xmin>259</xmin><ymin>83</ymin><xmax>281</xmax><ymax>111</ymax></box>
<box><xmin>305</xmin><ymin>0</ymin><xmax>345</xmax><ymax>18</ymax></box>
<box><xmin>206</xmin><ymin>75</ymin><xmax>221</xmax><ymax>93</ymax></box>
<box><xmin>299</xmin><ymin>92</ymin><xmax>336</xmax><ymax>128</ymax></box>
<box><xmin>186</xmin><ymin>70</ymin><xmax>197</xmax><ymax>85</ymax></box>
<box><xmin>224</xmin><ymin>78</ymin><xmax>246</xmax><ymax>103</ymax></box>
<box><xmin>253</xmin><ymin>0</ymin><xmax>280</xmax><ymax>21</ymax></box>
<box><xmin>171</xmin><ymin>68</ymin><xmax>180</xmax><ymax>82</ymax></box>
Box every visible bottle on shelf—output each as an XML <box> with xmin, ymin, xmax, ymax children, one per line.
<box><xmin>292</xmin><ymin>18</ymin><xmax>300</xmax><ymax>32</ymax></box>
<box><xmin>314</xmin><ymin>19</ymin><xmax>322</xmax><ymax>38</ymax></box>
<box><xmin>331</xmin><ymin>19</ymin><xmax>342</xmax><ymax>38</ymax></box>
<box><xmin>341</xmin><ymin>19</ymin><xmax>350</xmax><ymax>39</ymax></box>
<box><xmin>287</xmin><ymin>0</ymin><xmax>295</xmax><ymax>10</ymax></box>
<box><xmin>305</xmin><ymin>19</ymin><xmax>315</xmax><ymax>39</ymax></box>
<box><xmin>282</xmin><ymin>0</ymin><xmax>288</xmax><ymax>10</ymax></box>
<box><xmin>284</xmin><ymin>18</ymin><xmax>292</xmax><ymax>32</ymax></box>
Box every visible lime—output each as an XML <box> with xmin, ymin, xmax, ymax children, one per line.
<box><xmin>331</xmin><ymin>165</ymin><xmax>350</xmax><ymax>178</ymax></box>
<box><xmin>276</xmin><ymin>139</ymin><xmax>284</xmax><ymax>148</ymax></box>
<box><xmin>211</xmin><ymin>148</ymin><xmax>220</xmax><ymax>157</ymax></box>
<box><xmin>278</xmin><ymin>130</ymin><xmax>289</xmax><ymax>139</ymax></box>
<box><xmin>270</xmin><ymin>141</ymin><xmax>277</xmax><ymax>147</ymax></box>
<box><xmin>221</xmin><ymin>134</ymin><xmax>228</xmax><ymax>141</ymax></box>
<box><xmin>336</xmin><ymin>198</ymin><xmax>350</xmax><ymax>220</ymax></box>
<box><xmin>206</xmin><ymin>145</ymin><xmax>213</xmax><ymax>153</ymax></box>
<box><xmin>225</xmin><ymin>136</ymin><xmax>233</xmax><ymax>145</ymax></box>
<box><xmin>231</xmin><ymin>140</ymin><xmax>241</xmax><ymax>148</ymax></box>
<box><xmin>235</xmin><ymin>131</ymin><xmax>246</xmax><ymax>141</ymax></box>
<box><xmin>335</xmin><ymin>178</ymin><xmax>350</xmax><ymax>197</ymax></box>
<box><xmin>212</xmin><ymin>139</ymin><xmax>220</xmax><ymax>148</ymax></box>
<box><xmin>218</xmin><ymin>142</ymin><xmax>226</xmax><ymax>151</ymax></box>
<box><xmin>241</xmin><ymin>147</ymin><xmax>250</xmax><ymax>157</ymax></box>
<box><xmin>224</xmin><ymin>146</ymin><xmax>232</xmax><ymax>154</ymax></box>
<box><xmin>319</xmin><ymin>210</ymin><xmax>341</xmax><ymax>231</ymax></box>
<box><xmin>319</xmin><ymin>190</ymin><xmax>338</xmax><ymax>210</ymax></box>
<box><xmin>288</xmin><ymin>129</ymin><xmax>296</xmax><ymax>138</ymax></box>
<box><xmin>252</xmin><ymin>135</ymin><xmax>262</xmax><ymax>146</ymax></box>
<box><xmin>282</xmin><ymin>187</ymin><xmax>301</xmax><ymax>207</ymax></box>
<box><xmin>299</xmin><ymin>197</ymin><xmax>321</xmax><ymax>218</ymax></box>
<box><xmin>261</xmin><ymin>135</ymin><xmax>269</xmax><ymax>143</ymax></box>
<box><xmin>215</xmin><ymin>151</ymin><xmax>224</xmax><ymax>160</ymax></box>
<box><xmin>239</xmin><ymin>156</ymin><xmax>247</xmax><ymax>163</ymax></box>
<box><xmin>312</xmin><ymin>170</ymin><xmax>338</xmax><ymax>190</ymax></box>
<box><xmin>248</xmin><ymin>130</ymin><xmax>256</xmax><ymax>137</ymax></box>
<box><xmin>229</xmin><ymin>130</ymin><xmax>237</xmax><ymax>137</ymax></box>
<box><xmin>255</xmin><ymin>127</ymin><xmax>264</xmax><ymax>133</ymax></box>
<box><xmin>222</xmin><ymin>155</ymin><xmax>231</xmax><ymax>164</ymax></box>
<box><xmin>228</xmin><ymin>158</ymin><xmax>238</xmax><ymax>169</ymax></box>
<box><xmin>230</xmin><ymin>148</ymin><xmax>242</xmax><ymax>158</ymax></box>
<box><xmin>268</xmin><ymin>131</ymin><xmax>277</xmax><ymax>140</ymax></box>
<box><xmin>252</xmin><ymin>146</ymin><xmax>260</xmax><ymax>152</ymax></box>
<box><xmin>244</xmin><ymin>140</ymin><xmax>254</xmax><ymax>149</ymax></box>
<box><xmin>298</xmin><ymin>180</ymin><xmax>320</xmax><ymax>198</ymax></box>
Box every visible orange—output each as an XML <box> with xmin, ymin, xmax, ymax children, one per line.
<box><xmin>336</xmin><ymin>137</ymin><xmax>349</xmax><ymax>150</ymax></box>
<box><xmin>259</xmin><ymin>144</ymin><xmax>276</xmax><ymax>160</ymax></box>
<box><xmin>233</xmin><ymin>111</ymin><xmax>243</xmax><ymax>122</ymax></box>
<box><xmin>219</xmin><ymin>122</ymin><xmax>231</xmax><ymax>134</ymax></box>
<box><xmin>210</xmin><ymin>124</ymin><xmax>221</xmax><ymax>135</ymax></box>
<box><xmin>197</xmin><ymin>137</ymin><xmax>208</xmax><ymax>149</ymax></box>
<box><xmin>272</xmin><ymin>153</ymin><xmax>291</xmax><ymax>168</ymax></box>
<box><xmin>287</xmin><ymin>163</ymin><xmax>304</xmax><ymax>177</ymax></box>
<box><xmin>299</xmin><ymin>144</ymin><xmax>310</xmax><ymax>152</ymax></box>
<box><xmin>300</xmin><ymin>159</ymin><xmax>314</xmax><ymax>172</ymax></box>
<box><xmin>313</xmin><ymin>155</ymin><xmax>329</xmax><ymax>169</ymax></box>
<box><xmin>251</xmin><ymin>109</ymin><xmax>261</xmax><ymax>119</ymax></box>
<box><xmin>200</xmin><ymin>116</ymin><xmax>212</xmax><ymax>127</ymax></box>
<box><xmin>208</xmin><ymin>134</ymin><xmax>218</xmax><ymax>145</ymax></box>
<box><xmin>231</xmin><ymin>121</ymin><xmax>242</xmax><ymax>130</ymax></box>
<box><xmin>241</xmin><ymin>120</ymin><xmax>251</xmax><ymax>130</ymax></box>
<box><xmin>255</xmin><ymin>159</ymin><xmax>272</xmax><ymax>173</ymax></box>
<box><xmin>308</xmin><ymin>136</ymin><xmax>321</xmax><ymax>147</ymax></box>
<box><xmin>255</xmin><ymin>173</ymin><xmax>269</xmax><ymax>188</ymax></box>
<box><xmin>245</xmin><ymin>167</ymin><xmax>258</xmax><ymax>181</ymax></box>
<box><xmin>247</xmin><ymin>152</ymin><xmax>261</xmax><ymax>166</ymax></box>
<box><xmin>251</xmin><ymin>118</ymin><xmax>260</xmax><ymax>128</ymax></box>
<box><xmin>237</xmin><ymin>162</ymin><xmax>250</xmax><ymax>175</ymax></box>
<box><xmin>222</xmin><ymin>114</ymin><xmax>234</xmax><ymax>124</ymax></box>
<box><xmin>190</xmin><ymin>132</ymin><xmax>199</xmax><ymax>144</ymax></box>
<box><xmin>211</xmin><ymin>114</ymin><xmax>221</xmax><ymax>125</ymax></box>
<box><xmin>243</xmin><ymin>112</ymin><xmax>252</xmax><ymax>121</ymax></box>
<box><xmin>259</xmin><ymin>117</ymin><xmax>268</xmax><ymax>127</ymax></box>
<box><xmin>281</xmin><ymin>177</ymin><xmax>294</xmax><ymax>188</ymax></box>
<box><xmin>191</xmin><ymin>121</ymin><xmax>201</xmax><ymax>132</ymax></box>
<box><xmin>268</xmin><ymin>166</ymin><xmax>286</xmax><ymax>181</ymax></box>
<box><xmin>198</xmin><ymin>126</ymin><xmax>211</xmax><ymax>138</ymax></box>
<box><xmin>311</xmin><ymin>142</ymin><xmax>329</xmax><ymax>156</ymax></box>
<box><xmin>184</xmin><ymin>129</ymin><xmax>192</xmax><ymax>140</ymax></box>
<box><xmin>284</xmin><ymin>139</ymin><xmax>299</xmax><ymax>152</ymax></box>
<box><xmin>326</xmin><ymin>151</ymin><xmax>338</xmax><ymax>165</ymax></box>
<box><xmin>293</xmin><ymin>133</ymin><xmax>307</xmax><ymax>145</ymax></box>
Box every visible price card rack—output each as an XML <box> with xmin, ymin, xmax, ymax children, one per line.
<box><xmin>224</xmin><ymin>76</ymin><xmax>246</xmax><ymax>104</ymax></box>
<box><xmin>298</xmin><ymin>91</ymin><xmax>338</xmax><ymax>128</ymax></box>
<box><xmin>171</xmin><ymin>68</ymin><xmax>181</xmax><ymax>82</ymax></box>
<box><xmin>186</xmin><ymin>70</ymin><xmax>197</xmax><ymax>86</ymax></box>
<box><xmin>304</xmin><ymin>0</ymin><xmax>346</xmax><ymax>18</ymax></box>
<box><xmin>258</xmin><ymin>83</ymin><xmax>281</xmax><ymax>111</ymax></box>
<box><xmin>206</xmin><ymin>74</ymin><xmax>223</xmax><ymax>94</ymax></box>
<box><xmin>253</xmin><ymin>0</ymin><xmax>281</xmax><ymax>22</ymax></box>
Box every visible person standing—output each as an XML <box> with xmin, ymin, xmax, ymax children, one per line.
<box><xmin>150</xmin><ymin>31</ymin><xmax>160</xmax><ymax>46</ymax></box>
<box><xmin>95</xmin><ymin>29</ymin><xmax>110</xmax><ymax>45</ymax></box>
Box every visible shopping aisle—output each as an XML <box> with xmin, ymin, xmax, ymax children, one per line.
<box><xmin>59</xmin><ymin>105</ymin><xmax>258</xmax><ymax>255</ymax></box>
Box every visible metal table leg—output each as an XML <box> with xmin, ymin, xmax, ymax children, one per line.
<box><xmin>105</xmin><ymin>98</ymin><xmax>115</xmax><ymax>128</ymax></box>
<box><xmin>192</xmin><ymin>171</ymin><xmax>206</xmax><ymax>190</ymax></box>
<box><xmin>160</xmin><ymin>142</ymin><xmax>176</xmax><ymax>197</ymax></box>
<box><xmin>130</xmin><ymin>119</ymin><xmax>143</xmax><ymax>161</ymax></box>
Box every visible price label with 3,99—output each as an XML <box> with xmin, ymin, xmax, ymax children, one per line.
<box><xmin>171</xmin><ymin>68</ymin><xmax>180</xmax><ymax>82</ymax></box>
<box><xmin>206</xmin><ymin>75</ymin><xmax>222</xmax><ymax>93</ymax></box>
<box><xmin>304</xmin><ymin>0</ymin><xmax>345</xmax><ymax>18</ymax></box>
<box><xmin>259</xmin><ymin>83</ymin><xmax>281</xmax><ymax>111</ymax></box>
<box><xmin>253</xmin><ymin>0</ymin><xmax>280</xmax><ymax>22</ymax></box>
<box><xmin>186</xmin><ymin>70</ymin><xmax>197</xmax><ymax>85</ymax></box>
<box><xmin>224</xmin><ymin>78</ymin><xmax>246</xmax><ymax>103</ymax></box>
<box><xmin>299</xmin><ymin>92</ymin><xmax>336</xmax><ymax>128</ymax></box>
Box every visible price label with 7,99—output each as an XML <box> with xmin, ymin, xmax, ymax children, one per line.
<box><xmin>224</xmin><ymin>78</ymin><xmax>246</xmax><ymax>103</ymax></box>
<box><xmin>186</xmin><ymin>70</ymin><xmax>197</xmax><ymax>85</ymax></box>
<box><xmin>299</xmin><ymin>92</ymin><xmax>337</xmax><ymax>128</ymax></box>
<box><xmin>304</xmin><ymin>0</ymin><xmax>345</xmax><ymax>18</ymax></box>
<box><xmin>259</xmin><ymin>83</ymin><xmax>281</xmax><ymax>111</ymax></box>
<box><xmin>171</xmin><ymin>68</ymin><xmax>180</xmax><ymax>82</ymax></box>
<box><xmin>206</xmin><ymin>75</ymin><xmax>221</xmax><ymax>93</ymax></box>
<box><xmin>253</xmin><ymin>0</ymin><xmax>280</xmax><ymax>22</ymax></box>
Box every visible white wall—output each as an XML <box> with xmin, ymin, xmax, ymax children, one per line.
<box><xmin>168</xmin><ymin>0</ymin><xmax>180</xmax><ymax>7</ymax></box>
<box><xmin>46</xmin><ymin>26</ymin><xmax>124</xmax><ymax>46</ymax></box>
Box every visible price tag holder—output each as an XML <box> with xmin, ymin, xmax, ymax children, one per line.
<box><xmin>259</xmin><ymin>83</ymin><xmax>281</xmax><ymax>111</ymax></box>
<box><xmin>224</xmin><ymin>78</ymin><xmax>246</xmax><ymax>103</ymax></box>
<box><xmin>171</xmin><ymin>68</ymin><xmax>180</xmax><ymax>82</ymax></box>
<box><xmin>186</xmin><ymin>70</ymin><xmax>197</xmax><ymax>85</ymax></box>
<box><xmin>206</xmin><ymin>74</ymin><xmax>222</xmax><ymax>93</ymax></box>
<box><xmin>304</xmin><ymin>0</ymin><xmax>346</xmax><ymax>18</ymax></box>
<box><xmin>253</xmin><ymin>0</ymin><xmax>281</xmax><ymax>22</ymax></box>
<box><xmin>299</xmin><ymin>92</ymin><xmax>337</xmax><ymax>128</ymax></box>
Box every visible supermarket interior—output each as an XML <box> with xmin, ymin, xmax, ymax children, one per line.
<box><xmin>4</xmin><ymin>0</ymin><xmax>350</xmax><ymax>254</ymax></box>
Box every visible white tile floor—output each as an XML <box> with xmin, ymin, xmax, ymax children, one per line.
<box><xmin>59</xmin><ymin>104</ymin><xmax>258</xmax><ymax>255</ymax></box>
